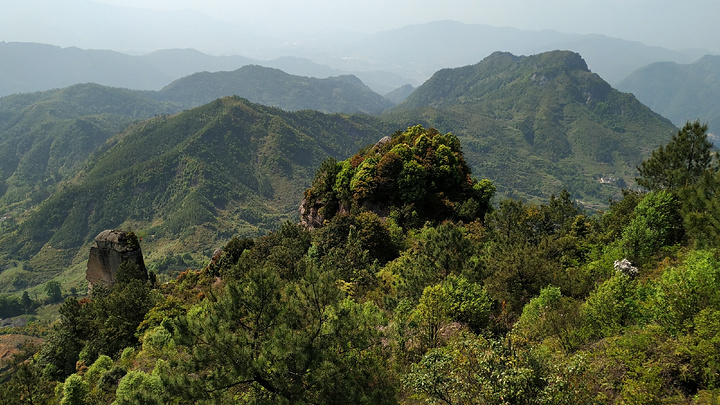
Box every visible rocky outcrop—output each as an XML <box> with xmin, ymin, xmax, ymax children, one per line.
<box><xmin>299</xmin><ymin>197</ymin><xmax>325</xmax><ymax>230</ymax></box>
<box><xmin>86</xmin><ymin>230</ymin><xmax>146</xmax><ymax>289</ymax></box>
<box><xmin>299</xmin><ymin>135</ymin><xmax>394</xmax><ymax>231</ymax></box>
<box><xmin>373</xmin><ymin>136</ymin><xmax>391</xmax><ymax>150</ymax></box>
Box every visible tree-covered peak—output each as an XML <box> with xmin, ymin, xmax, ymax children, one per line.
<box><xmin>395</xmin><ymin>50</ymin><xmax>599</xmax><ymax>111</ymax></box>
<box><xmin>301</xmin><ymin>125</ymin><xmax>495</xmax><ymax>229</ymax></box>
<box><xmin>385</xmin><ymin>50</ymin><xmax>676</xmax><ymax>206</ymax></box>
<box><xmin>156</xmin><ymin>64</ymin><xmax>394</xmax><ymax>114</ymax></box>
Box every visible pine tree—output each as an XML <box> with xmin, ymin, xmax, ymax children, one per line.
<box><xmin>681</xmin><ymin>169</ymin><xmax>720</xmax><ymax>247</ymax></box>
<box><xmin>636</xmin><ymin>120</ymin><xmax>716</xmax><ymax>191</ymax></box>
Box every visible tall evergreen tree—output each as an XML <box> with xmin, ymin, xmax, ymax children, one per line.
<box><xmin>681</xmin><ymin>169</ymin><xmax>720</xmax><ymax>247</ymax></box>
<box><xmin>166</xmin><ymin>260</ymin><xmax>395</xmax><ymax>403</ymax></box>
<box><xmin>636</xmin><ymin>120</ymin><xmax>716</xmax><ymax>191</ymax></box>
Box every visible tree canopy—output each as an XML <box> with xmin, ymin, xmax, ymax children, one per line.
<box><xmin>636</xmin><ymin>120</ymin><xmax>717</xmax><ymax>191</ymax></box>
<box><xmin>4</xmin><ymin>124</ymin><xmax>720</xmax><ymax>404</ymax></box>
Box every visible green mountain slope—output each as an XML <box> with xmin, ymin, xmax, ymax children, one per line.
<box><xmin>384</xmin><ymin>51</ymin><xmax>678</xmax><ymax>206</ymax></box>
<box><xmin>0</xmin><ymin>50</ymin><xmax>685</xmax><ymax>293</ymax></box>
<box><xmin>384</xmin><ymin>84</ymin><xmax>415</xmax><ymax>104</ymax></box>
<box><xmin>0</xmin><ymin>66</ymin><xmax>396</xmax><ymax>224</ymax></box>
<box><xmin>617</xmin><ymin>55</ymin><xmax>720</xmax><ymax>135</ymax></box>
<box><xmin>155</xmin><ymin>65</ymin><xmax>395</xmax><ymax>114</ymax></box>
<box><xmin>0</xmin><ymin>83</ymin><xmax>181</xmax><ymax>215</ymax></box>
<box><xmin>0</xmin><ymin>96</ymin><xmax>393</xmax><ymax>291</ymax></box>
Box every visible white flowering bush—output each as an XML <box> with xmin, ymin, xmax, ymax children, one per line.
<box><xmin>614</xmin><ymin>258</ymin><xmax>639</xmax><ymax>278</ymax></box>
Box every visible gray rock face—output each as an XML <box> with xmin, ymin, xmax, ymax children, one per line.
<box><xmin>373</xmin><ymin>136</ymin><xmax>391</xmax><ymax>150</ymax></box>
<box><xmin>299</xmin><ymin>196</ymin><xmax>353</xmax><ymax>230</ymax></box>
<box><xmin>86</xmin><ymin>230</ymin><xmax>146</xmax><ymax>289</ymax></box>
<box><xmin>299</xmin><ymin>197</ymin><xmax>325</xmax><ymax>230</ymax></box>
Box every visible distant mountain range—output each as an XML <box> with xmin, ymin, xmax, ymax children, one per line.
<box><xmin>315</xmin><ymin>20</ymin><xmax>708</xmax><ymax>86</ymax></box>
<box><xmin>618</xmin><ymin>55</ymin><xmax>720</xmax><ymax>136</ymax></box>
<box><xmin>154</xmin><ymin>65</ymin><xmax>394</xmax><ymax>115</ymax></box>
<box><xmin>384</xmin><ymin>84</ymin><xmax>416</xmax><ymax>105</ymax></box>
<box><xmin>1</xmin><ymin>20</ymin><xmax>712</xmax><ymax>99</ymax></box>
<box><xmin>0</xmin><ymin>42</ymin><xmax>410</xmax><ymax>97</ymax></box>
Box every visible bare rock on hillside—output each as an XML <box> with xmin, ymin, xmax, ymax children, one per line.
<box><xmin>86</xmin><ymin>229</ymin><xmax>146</xmax><ymax>289</ymax></box>
<box><xmin>300</xmin><ymin>197</ymin><xmax>325</xmax><ymax>230</ymax></box>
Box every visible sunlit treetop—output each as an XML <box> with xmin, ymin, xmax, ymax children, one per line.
<box><xmin>302</xmin><ymin>125</ymin><xmax>495</xmax><ymax>229</ymax></box>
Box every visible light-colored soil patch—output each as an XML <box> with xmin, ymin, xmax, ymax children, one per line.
<box><xmin>0</xmin><ymin>334</ymin><xmax>44</xmax><ymax>363</ymax></box>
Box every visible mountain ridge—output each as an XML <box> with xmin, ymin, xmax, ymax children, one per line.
<box><xmin>384</xmin><ymin>50</ymin><xmax>677</xmax><ymax>205</ymax></box>
<box><xmin>0</xmin><ymin>19</ymin><xmax>711</xmax><ymax>98</ymax></box>
<box><xmin>618</xmin><ymin>54</ymin><xmax>720</xmax><ymax>136</ymax></box>
<box><xmin>155</xmin><ymin>65</ymin><xmax>395</xmax><ymax>114</ymax></box>
<box><xmin>0</xmin><ymin>42</ymin><xmax>412</xmax><ymax>97</ymax></box>
<box><xmin>0</xmin><ymin>49</ymin><xmax>681</xmax><ymax>294</ymax></box>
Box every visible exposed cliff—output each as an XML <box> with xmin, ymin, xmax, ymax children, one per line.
<box><xmin>86</xmin><ymin>230</ymin><xmax>146</xmax><ymax>289</ymax></box>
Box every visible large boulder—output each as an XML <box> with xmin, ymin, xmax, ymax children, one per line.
<box><xmin>299</xmin><ymin>197</ymin><xmax>325</xmax><ymax>230</ymax></box>
<box><xmin>86</xmin><ymin>230</ymin><xmax>146</xmax><ymax>289</ymax></box>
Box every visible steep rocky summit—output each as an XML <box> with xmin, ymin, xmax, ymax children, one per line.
<box><xmin>86</xmin><ymin>230</ymin><xmax>146</xmax><ymax>289</ymax></box>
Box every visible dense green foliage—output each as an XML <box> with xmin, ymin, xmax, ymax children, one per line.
<box><xmin>302</xmin><ymin>125</ymin><xmax>495</xmax><ymax>229</ymax></box>
<box><xmin>2</xmin><ymin>124</ymin><xmax>720</xmax><ymax>404</ymax></box>
<box><xmin>637</xmin><ymin>120</ymin><xmax>717</xmax><ymax>191</ymax></box>
<box><xmin>39</xmin><ymin>262</ymin><xmax>155</xmax><ymax>380</ymax></box>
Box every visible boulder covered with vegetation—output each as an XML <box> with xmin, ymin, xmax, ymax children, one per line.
<box><xmin>300</xmin><ymin>125</ymin><xmax>496</xmax><ymax>230</ymax></box>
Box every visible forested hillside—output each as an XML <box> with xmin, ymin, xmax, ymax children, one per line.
<box><xmin>0</xmin><ymin>83</ymin><xmax>181</xmax><ymax>216</ymax></box>
<box><xmin>618</xmin><ymin>55</ymin><xmax>720</xmax><ymax>135</ymax></box>
<box><xmin>0</xmin><ymin>67</ymin><xmax>395</xmax><ymax>218</ymax></box>
<box><xmin>0</xmin><ymin>96</ymin><xmax>393</xmax><ymax>293</ymax></box>
<box><xmin>384</xmin><ymin>50</ymin><xmax>677</xmax><ymax>205</ymax></box>
<box><xmin>2</xmin><ymin>123</ymin><xmax>719</xmax><ymax>404</ymax></box>
<box><xmin>155</xmin><ymin>65</ymin><xmax>395</xmax><ymax>114</ymax></box>
<box><xmin>0</xmin><ymin>69</ymin><xmax>399</xmax><ymax>295</ymax></box>
<box><xmin>0</xmin><ymin>50</ymin><xmax>685</xmax><ymax>298</ymax></box>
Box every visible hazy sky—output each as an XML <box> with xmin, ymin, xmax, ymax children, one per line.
<box><xmin>88</xmin><ymin>0</ymin><xmax>719</xmax><ymax>51</ymax></box>
<box><xmin>2</xmin><ymin>0</ymin><xmax>719</xmax><ymax>54</ymax></box>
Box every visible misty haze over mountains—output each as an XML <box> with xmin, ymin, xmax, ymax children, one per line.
<box><xmin>2</xmin><ymin>0</ymin><xmax>720</xmax><ymax>142</ymax></box>
<box><xmin>2</xmin><ymin>0</ymin><xmax>716</xmax><ymax>94</ymax></box>
<box><xmin>1</xmin><ymin>20</ymin><xmax>713</xmax><ymax>96</ymax></box>
<box><xmin>5</xmin><ymin>0</ymin><xmax>720</xmax><ymax>55</ymax></box>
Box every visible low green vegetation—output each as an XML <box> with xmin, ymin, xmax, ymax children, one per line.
<box><xmin>2</xmin><ymin>122</ymin><xmax>719</xmax><ymax>404</ymax></box>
